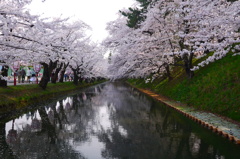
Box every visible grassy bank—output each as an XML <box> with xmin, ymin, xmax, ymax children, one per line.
<box><xmin>0</xmin><ymin>81</ymin><xmax>105</xmax><ymax>113</ymax></box>
<box><xmin>128</xmin><ymin>54</ymin><xmax>240</xmax><ymax>122</ymax></box>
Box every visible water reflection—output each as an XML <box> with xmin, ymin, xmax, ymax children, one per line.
<box><xmin>0</xmin><ymin>82</ymin><xmax>239</xmax><ymax>159</ymax></box>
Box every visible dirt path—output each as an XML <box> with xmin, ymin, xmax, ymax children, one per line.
<box><xmin>137</xmin><ymin>88</ymin><xmax>240</xmax><ymax>145</ymax></box>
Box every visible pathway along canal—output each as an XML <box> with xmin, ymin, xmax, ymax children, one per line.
<box><xmin>0</xmin><ymin>82</ymin><xmax>239</xmax><ymax>159</ymax></box>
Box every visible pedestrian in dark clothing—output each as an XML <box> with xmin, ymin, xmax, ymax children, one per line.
<box><xmin>64</xmin><ymin>73</ymin><xmax>68</xmax><ymax>81</ymax></box>
<box><xmin>17</xmin><ymin>69</ymin><xmax>22</xmax><ymax>83</ymax></box>
<box><xmin>21</xmin><ymin>69</ymin><xmax>26</xmax><ymax>83</ymax></box>
<box><xmin>26</xmin><ymin>67</ymin><xmax>31</xmax><ymax>83</ymax></box>
<box><xmin>30</xmin><ymin>69</ymin><xmax>36</xmax><ymax>83</ymax></box>
<box><xmin>31</xmin><ymin>69</ymin><xmax>36</xmax><ymax>77</ymax></box>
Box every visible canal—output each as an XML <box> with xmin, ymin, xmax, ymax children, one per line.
<box><xmin>0</xmin><ymin>82</ymin><xmax>239</xmax><ymax>159</ymax></box>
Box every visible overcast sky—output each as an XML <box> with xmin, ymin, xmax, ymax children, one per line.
<box><xmin>27</xmin><ymin>0</ymin><xmax>135</xmax><ymax>42</ymax></box>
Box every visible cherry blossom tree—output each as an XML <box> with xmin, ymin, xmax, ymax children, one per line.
<box><xmin>69</xmin><ymin>40</ymin><xmax>106</xmax><ymax>85</ymax></box>
<box><xmin>104</xmin><ymin>0</ymin><xmax>240</xmax><ymax>80</ymax></box>
<box><xmin>104</xmin><ymin>10</ymin><xmax>174</xmax><ymax>80</ymax></box>
<box><xmin>189</xmin><ymin>0</ymin><xmax>240</xmax><ymax>71</ymax></box>
<box><xmin>35</xmin><ymin>19</ymin><xmax>91</xmax><ymax>89</ymax></box>
<box><xmin>0</xmin><ymin>0</ymin><xmax>38</xmax><ymax>86</ymax></box>
<box><xmin>103</xmin><ymin>16</ymin><xmax>137</xmax><ymax>79</ymax></box>
<box><xmin>0</xmin><ymin>0</ymin><xmax>106</xmax><ymax>88</ymax></box>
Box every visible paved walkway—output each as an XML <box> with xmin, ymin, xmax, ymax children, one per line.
<box><xmin>7</xmin><ymin>82</ymin><xmax>37</xmax><ymax>86</ymax></box>
<box><xmin>7</xmin><ymin>79</ymin><xmax>39</xmax><ymax>86</ymax></box>
<box><xmin>136</xmin><ymin>88</ymin><xmax>240</xmax><ymax>145</ymax></box>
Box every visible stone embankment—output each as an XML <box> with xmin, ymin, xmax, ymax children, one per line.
<box><xmin>137</xmin><ymin>88</ymin><xmax>240</xmax><ymax>145</ymax></box>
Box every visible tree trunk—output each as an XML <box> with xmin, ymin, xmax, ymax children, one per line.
<box><xmin>0</xmin><ymin>65</ymin><xmax>9</xmax><ymax>87</ymax></box>
<box><xmin>59</xmin><ymin>70</ymin><xmax>65</xmax><ymax>83</ymax></box>
<box><xmin>185</xmin><ymin>65</ymin><xmax>194</xmax><ymax>79</ymax></box>
<box><xmin>0</xmin><ymin>123</ymin><xmax>16</xmax><ymax>158</ymax></box>
<box><xmin>164</xmin><ymin>63</ymin><xmax>172</xmax><ymax>81</ymax></box>
<box><xmin>183</xmin><ymin>53</ymin><xmax>194</xmax><ymax>79</ymax></box>
<box><xmin>79</xmin><ymin>76</ymin><xmax>84</xmax><ymax>83</ymax></box>
<box><xmin>39</xmin><ymin>60</ymin><xmax>57</xmax><ymax>89</ymax></box>
<box><xmin>59</xmin><ymin>62</ymin><xmax>69</xmax><ymax>83</ymax></box>
<box><xmin>73</xmin><ymin>70</ymin><xmax>78</xmax><ymax>85</ymax></box>
<box><xmin>38</xmin><ymin>106</ymin><xmax>57</xmax><ymax>144</ymax></box>
<box><xmin>0</xmin><ymin>79</ymin><xmax>7</xmax><ymax>87</ymax></box>
<box><xmin>51</xmin><ymin>63</ymin><xmax>63</xmax><ymax>84</ymax></box>
<box><xmin>71</xmin><ymin>68</ymin><xmax>79</xmax><ymax>85</ymax></box>
<box><xmin>39</xmin><ymin>63</ymin><xmax>49</xmax><ymax>90</ymax></box>
<box><xmin>178</xmin><ymin>25</ymin><xmax>194</xmax><ymax>79</ymax></box>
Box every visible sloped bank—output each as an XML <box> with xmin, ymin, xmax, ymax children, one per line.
<box><xmin>126</xmin><ymin>54</ymin><xmax>240</xmax><ymax>144</ymax></box>
<box><xmin>0</xmin><ymin>81</ymin><xmax>106</xmax><ymax>116</ymax></box>
<box><xmin>127</xmin><ymin>83</ymin><xmax>240</xmax><ymax>145</ymax></box>
<box><xmin>128</xmin><ymin>54</ymin><xmax>240</xmax><ymax>122</ymax></box>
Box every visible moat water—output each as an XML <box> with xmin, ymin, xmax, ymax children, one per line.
<box><xmin>0</xmin><ymin>82</ymin><xmax>239</xmax><ymax>159</ymax></box>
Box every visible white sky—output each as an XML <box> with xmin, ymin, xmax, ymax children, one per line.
<box><xmin>27</xmin><ymin>0</ymin><xmax>135</xmax><ymax>43</ymax></box>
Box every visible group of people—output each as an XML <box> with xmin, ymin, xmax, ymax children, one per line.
<box><xmin>16</xmin><ymin>67</ymin><xmax>36</xmax><ymax>83</ymax></box>
<box><xmin>64</xmin><ymin>73</ymin><xmax>74</xmax><ymax>81</ymax></box>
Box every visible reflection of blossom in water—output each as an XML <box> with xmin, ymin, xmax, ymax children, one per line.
<box><xmin>189</xmin><ymin>133</ymin><xmax>201</xmax><ymax>157</ymax></box>
<box><xmin>91</xmin><ymin>94</ymin><xmax>104</xmax><ymax>106</ymax></box>
<box><xmin>66</xmin><ymin>102</ymin><xmax>71</xmax><ymax>110</ymax></box>
<box><xmin>7</xmin><ymin>129</ymin><xmax>17</xmax><ymax>144</ymax></box>
<box><xmin>64</xmin><ymin>97</ymin><xmax>72</xmax><ymax>111</ymax></box>
<box><xmin>82</xmin><ymin>92</ymin><xmax>87</xmax><ymax>101</ymax></box>
<box><xmin>98</xmin><ymin>106</ymin><xmax>112</xmax><ymax>130</ymax></box>
<box><xmin>75</xmin><ymin>101</ymin><xmax>128</xmax><ymax>158</ymax></box>
<box><xmin>47</xmin><ymin>107</ymin><xmax>54</xmax><ymax>115</ymax></box>
<box><xmin>5</xmin><ymin>111</ymin><xmax>41</xmax><ymax>135</ymax></box>
<box><xmin>118</xmin><ymin>125</ymin><xmax>127</xmax><ymax>137</ymax></box>
<box><xmin>207</xmin><ymin>145</ymin><xmax>214</xmax><ymax>154</ymax></box>
<box><xmin>93</xmin><ymin>103</ymin><xmax>128</xmax><ymax>138</ymax></box>
<box><xmin>56</xmin><ymin>101</ymin><xmax>60</xmax><ymax>113</ymax></box>
<box><xmin>77</xmin><ymin>96</ymin><xmax>81</xmax><ymax>102</ymax></box>
<box><xmin>6</xmin><ymin>120</ymin><xmax>17</xmax><ymax>144</ymax></box>
<box><xmin>47</xmin><ymin>108</ymin><xmax>54</xmax><ymax>123</ymax></box>
<box><xmin>215</xmin><ymin>155</ymin><xmax>225</xmax><ymax>159</ymax></box>
<box><xmin>31</xmin><ymin>111</ymin><xmax>42</xmax><ymax>132</ymax></box>
<box><xmin>95</xmin><ymin>87</ymin><xmax>98</xmax><ymax>94</ymax></box>
<box><xmin>31</xmin><ymin>118</ymin><xmax>41</xmax><ymax>132</ymax></box>
<box><xmin>2</xmin><ymin>82</ymin><xmax>235</xmax><ymax>159</ymax></box>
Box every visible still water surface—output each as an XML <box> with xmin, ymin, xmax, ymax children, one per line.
<box><xmin>0</xmin><ymin>82</ymin><xmax>239</xmax><ymax>159</ymax></box>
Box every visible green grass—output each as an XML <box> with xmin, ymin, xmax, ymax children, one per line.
<box><xmin>128</xmin><ymin>54</ymin><xmax>240</xmax><ymax>122</ymax></box>
<box><xmin>0</xmin><ymin>81</ymin><xmax>105</xmax><ymax>112</ymax></box>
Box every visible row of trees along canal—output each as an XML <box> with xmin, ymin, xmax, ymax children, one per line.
<box><xmin>0</xmin><ymin>0</ymin><xmax>108</xmax><ymax>89</ymax></box>
<box><xmin>1</xmin><ymin>0</ymin><xmax>240</xmax><ymax>89</ymax></box>
<box><xmin>103</xmin><ymin>0</ymin><xmax>240</xmax><ymax>80</ymax></box>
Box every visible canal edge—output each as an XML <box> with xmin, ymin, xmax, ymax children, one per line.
<box><xmin>129</xmin><ymin>85</ymin><xmax>240</xmax><ymax>145</ymax></box>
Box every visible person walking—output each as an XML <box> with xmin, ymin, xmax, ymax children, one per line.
<box><xmin>31</xmin><ymin>69</ymin><xmax>36</xmax><ymax>77</ymax></box>
<box><xmin>26</xmin><ymin>67</ymin><xmax>31</xmax><ymax>83</ymax></box>
<box><xmin>30</xmin><ymin>69</ymin><xmax>36</xmax><ymax>83</ymax></box>
<box><xmin>21</xmin><ymin>69</ymin><xmax>26</xmax><ymax>83</ymax></box>
<box><xmin>64</xmin><ymin>73</ymin><xmax>68</xmax><ymax>81</ymax></box>
<box><xmin>17</xmin><ymin>69</ymin><xmax>22</xmax><ymax>83</ymax></box>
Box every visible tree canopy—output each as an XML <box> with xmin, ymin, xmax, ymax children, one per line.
<box><xmin>104</xmin><ymin>0</ymin><xmax>240</xmax><ymax>80</ymax></box>
<box><xmin>0</xmin><ymin>0</ymin><xmax>107</xmax><ymax>88</ymax></box>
